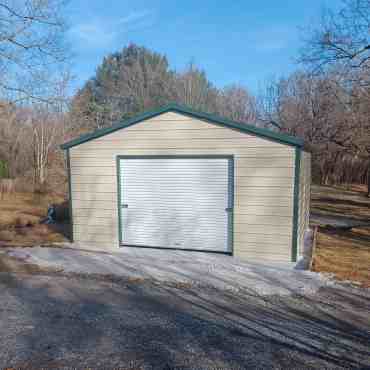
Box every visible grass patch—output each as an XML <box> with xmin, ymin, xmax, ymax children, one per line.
<box><xmin>311</xmin><ymin>184</ymin><xmax>370</xmax><ymax>221</ymax></box>
<box><xmin>0</xmin><ymin>192</ymin><xmax>69</xmax><ymax>247</ymax></box>
<box><xmin>311</xmin><ymin>184</ymin><xmax>370</xmax><ymax>287</ymax></box>
<box><xmin>0</xmin><ymin>192</ymin><xmax>64</xmax><ymax>227</ymax></box>
<box><xmin>0</xmin><ymin>224</ymin><xmax>68</xmax><ymax>247</ymax></box>
<box><xmin>312</xmin><ymin>226</ymin><xmax>370</xmax><ymax>287</ymax></box>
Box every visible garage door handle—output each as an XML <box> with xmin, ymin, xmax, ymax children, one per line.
<box><xmin>121</xmin><ymin>204</ymin><xmax>129</xmax><ymax>208</ymax></box>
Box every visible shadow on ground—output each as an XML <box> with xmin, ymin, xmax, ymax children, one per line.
<box><xmin>319</xmin><ymin>226</ymin><xmax>370</xmax><ymax>245</ymax></box>
<box><xmin>0</xmin><ymin>271</ymin><xmax>369</xmax><ymax>369</ymax></box>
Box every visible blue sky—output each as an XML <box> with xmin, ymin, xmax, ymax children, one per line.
<box><xmin>66</xmin><ymin>0</ymin><xmax>342</xmax><ymax>95</ymax></box>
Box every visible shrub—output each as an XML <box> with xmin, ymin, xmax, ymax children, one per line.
<box><xmin>0</xmin><ymin>160</ymin><xmax>8</xmax><ymax>178</ymax></box>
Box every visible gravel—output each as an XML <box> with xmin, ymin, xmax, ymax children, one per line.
<box><xmin>0</xmin><ymin>273</ymin><xmax>369</xmax><ymax>369</ymax></box>
<box><xmin>4</xmin><ymin>246</ymin><xmax>335</xmax><ymax>296</ymax></box>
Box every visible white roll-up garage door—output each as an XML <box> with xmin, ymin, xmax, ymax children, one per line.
<box><xmin>118</xmin><ymin>157</ymin><xmax>232</xmax><ymax>252</ymax></box>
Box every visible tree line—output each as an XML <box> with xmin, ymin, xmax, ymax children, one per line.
<box><xmin>70</xmin><ymin>47</ymin><xmax>257</xmax><ymax>131</ymax></box>
<box><xmin>0</xmin><ymin>0</ymin><xmax>369</xmax><ymax>195</ymax></box>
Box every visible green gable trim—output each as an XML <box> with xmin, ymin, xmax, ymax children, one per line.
<box><xmin>291</xmin><ymin>147</ymin><xmax>301</xmax><ymax>262</ymax></box>
<box><xmin>61</xmin><ymin>103</ymin><xmax>304</xmax><ymax>150</ymax></box>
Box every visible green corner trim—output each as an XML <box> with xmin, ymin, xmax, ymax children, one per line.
<box><xmin>66</xmin><ymin>149</ymin><xmax>73</xmax><ymax>242</ymax></box>
<box><xmin>292</xmin><ymin>147</ymin><xmax>301</xmax><ymax>262</ymax></box>
<box><xmin>61</xmin><ymin>103</ymin><xmax>304</xmax><ymax>150</ymax></box>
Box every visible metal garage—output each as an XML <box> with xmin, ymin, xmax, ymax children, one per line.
<box><xmin>61</xmin><ymin>104</ymin><xmax>311</xmax><ymax>263</ymax></box>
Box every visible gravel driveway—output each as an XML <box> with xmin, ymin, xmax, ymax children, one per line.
<box><xmin>4</xmin><ymin>246</ymin><xmax>331</xmax><ymax>296</ymax></box>
<box><xmin>0</xmin><ymin>272</ymin><xmax>369</xmax><ymax>369</ymax></box>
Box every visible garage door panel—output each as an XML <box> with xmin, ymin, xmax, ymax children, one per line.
<box><xmin>119</xmin><ymin>157</ymin><xmax>231</xmax><ymax>252</ymax></box>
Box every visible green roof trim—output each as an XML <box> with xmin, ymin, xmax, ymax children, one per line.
<box><xmin>60</xmin><ymin>103</ymin><xmax>304</xmax><ymax>150</ymax></box>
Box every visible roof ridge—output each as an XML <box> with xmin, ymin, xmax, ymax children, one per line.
<box><xmin>61</xmin><ymin>103</ymin><xmax>303</xmax><ymax>150</ymax></box>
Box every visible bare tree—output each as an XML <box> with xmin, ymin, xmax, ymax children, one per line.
<box><xmin>259</xmin><ymin>72</ymin><xmax>370</xmax><ymax>186</ymax></box>
<box><xmin>217</xmin><ymin>85</ymin><xmax>257</xmax><ymax>123</ymax></box>
<box><xmin>31</xmin><ymin>107</ymin><xmax>64</xmax><ymax>189</ymax></box>
<box><xmin>0</xmin><ymin>102</ymin><xmax>29</xmax><ymax>178</ymax></box>
<box><xmin>299</xmin><ymin>0</ymin><xmax>370</xmax><ymax>84</ymax></box>
<box><xmin>299</xmin><ymin>0</ymin><xmax>370</xmax><ymax>194</ymax></box>
<box><xmin>0</xmin><ymin>0</ymin><xmax>69</xmax><ymax>103</ymax></box>
<box><xmin>173</xmin><ymin>63</ymin><xmax>219</xmax><ymax>112</ymax></box>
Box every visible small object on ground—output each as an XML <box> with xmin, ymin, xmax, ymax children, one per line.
<box><xmin>41</xmin><ymin>205</ymin><xmax>56</xmax><ymax>224</ymax></box>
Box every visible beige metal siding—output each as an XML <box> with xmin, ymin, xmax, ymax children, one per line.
<box><xmin>297</xmin><ymin>151</ymin><xmax>311</xmax><ymax>256</ymax></box>
<box><xmin>69</xmin><ymin>111</ymin><xmax>296</xmax><ymax>261</ymax></box>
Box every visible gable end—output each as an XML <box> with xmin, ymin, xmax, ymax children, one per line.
<box><xmin>61</xmin><ymin>104</ymin><xmax>303</xmax><ymax>150</ymax></box>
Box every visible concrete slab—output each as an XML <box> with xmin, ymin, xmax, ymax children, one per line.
<box><xmin>3</xmin><ymin>245</ymin><xmax>335</xmax><ymax>296</ymax></box>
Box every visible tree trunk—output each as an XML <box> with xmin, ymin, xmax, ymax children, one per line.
<box><xmin>367</xmin><ymin>163</ymin><xmax>370</xmax><ymax>197</ymax></box>
<box><xmin>39</xmin><ymin>165</ymin><xmax>46</xmax><ymax>186</ymax></box>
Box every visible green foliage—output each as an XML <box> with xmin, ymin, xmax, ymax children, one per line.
<box><xmin>71</xmin><ymin>44</ymin><xmax>232</xmax><ymax>130</ymax></box>
<box><xmin>0</xmin><ymin>160</ymin><xmax>8</xmax><ymax>178</ymax></box>
<box><xmin>72</xmin><ymin>44</ymin><xmax>174</xmax><ymax>128</ymax></box>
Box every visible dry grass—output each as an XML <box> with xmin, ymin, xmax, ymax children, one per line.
<box><xmin>312</xmin><ymin>227</ymin><xmax>370</xmax><ymax>287</ymax></box>
<box><xmin>0</xmin><ymin>192</ymin><xmax>69</xmax><ymax>247</ymax></box>
<box><xmin>0</xmin><ymin>192</ymin><xmax>63</xmax><ymax>226</ymax></box>
<box><xmin>311</xmin><ymin>184</ymin><xmax>370</xmax><ymax>287</ymax></box>
<box><xmin>311</xmin><ymin>184</ymin><xmax>370</xmax><ymax>221</ymax></box>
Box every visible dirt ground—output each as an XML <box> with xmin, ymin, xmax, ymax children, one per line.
<box><xmin>310</xmin><ymin>184</ymin><xmax>370</xmax><ymax>287</ymax></box>
<box><xmin>0</xmin><ymin>192</ymin><xmax>69</xmax><ymax>247</ymax></box>
<box><xmin>0</xmin><ymin>187</ymin><xmax>369</xmax><ymax>368</ymax></box>
<box><xmin>0</xmin><ymin>252</ymin><xmax>61</xmax><ymax>274</ymax></box>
